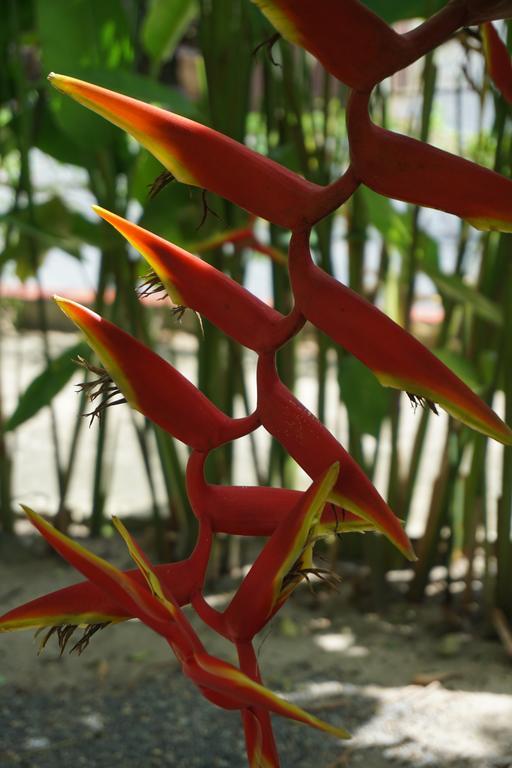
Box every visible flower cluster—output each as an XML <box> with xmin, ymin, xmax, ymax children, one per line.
<box><xmin>2</xmin><ymin>2</ymin><xmax>512</xmax><ymax>765</ymax></box>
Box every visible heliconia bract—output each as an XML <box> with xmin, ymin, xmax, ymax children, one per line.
<box><xmin>48</xmin><ymin>73</ymin><xmax>348</xmax><ymax>230</ymax></box>
<box><xmin>54</xmin><ymin>297</ymin><xmax>259</xmax><ymax>451</ymax></box>
<box><xmin>289</xmin><ymin>230</ymin><xmax>512</xmax><ymax>445</ymax></box>
<box><xmin>347</xmin><ymin>89</ymin><xmax>512</xmax><ymax>233</ymax></box>
<box><xmin>256</xmin><ymin>353</ymin><xmax>416</xmax><ymax>561</ymax></box>
<box><xmin>92</xmin><ymin>206</ymin><xmax>303</xmax><ymax>352</ymax></box>
<box><xmin>482</xmin><ymin>21</ymin><xmax>512</xmax><ymax>103</ymax></box>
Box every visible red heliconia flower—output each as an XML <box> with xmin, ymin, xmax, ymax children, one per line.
<box><xmin>48</xmin><ymin>73</ymin><xmax>354</xmax><ymax>230</ymax></box>
<box><xmin>347</xmin><ymin>90</ymin><xmax>512</xmax><ymax>232</ymax></box>
<box><xmin>92</xmin><ymin>206</ymin><xmax>303</xmax><ymax>352</ymax></box>
<box><xmin>289</xmin><ymin>230</ymin><xmax>512</xmax><ymax>445</ymax></box>
<box><xmin>256</xmin><ymin>352</ymin><xmax>416</xmax><ymax>561</ymax></box>
<box><xmin>55</xmin><ymin>297</ymin><xmax>258</xmax><ymax>451</ymax></box>
<box><xmin>192</xmin><ymin>463</ymin><xmax>341</xmax><ymax>642</ymax></box>
<box><xmin>220</xmin><ymin>463</ymin><xmax>340</xmax><ymax>641</ymax></box>
<box><xmin>0</xmin><ymin>519</ymin><xmax>212</xmax><ymax>635</ymax></box>
<box><xmin>482</xmin><ymin>21</ymin><xmax>512</xmax><ymax>103</ymax></box>
<box><xmin>4</xmin><ymin>507</ymin><xmax>351</xmax><ymax>746</ymax></box>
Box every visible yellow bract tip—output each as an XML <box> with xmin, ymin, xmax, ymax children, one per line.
<box><xmin>47</xmin><ymin>72</ymin><xmax>70</xmax><ymax>93</ymax></box>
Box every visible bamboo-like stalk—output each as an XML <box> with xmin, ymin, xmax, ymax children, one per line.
<box><xmin>8</xmin><ymin>0</ymin><xmax>66</xmax><ymax>512</ymax></box>
<box><xmin>496</xmin><ymin>254</ymin><xmax>512</xmax><ymax>618</ymax></box>
<box><xmin>409</xmin><ymin>424</ymin><xmax>460</xmax><ymax>601</ymax></box>
<box><xmin>0</xmin><ymin>323</ymin><xmax>13</xmax><ymax>533</ymax></box>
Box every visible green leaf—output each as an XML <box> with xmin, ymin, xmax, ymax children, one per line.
<box><xmin>338</xmin><ymin>355</ymin><xmax>391</xmax><ymax>437</ymax></box>
<box><xmin>359</xmin><ymin>187</ymin><xmax>410</xmax><ymax>249</ymax></box>
<box><xmin>36</xmin><ymin>0</ymin><xmax>133</xmax><ymax>150</ymax></box>
<box><xmin>142</xmin><ymin>0</ymin><xmax>198</xmax><ymax>65</ymax></box>
<box><xmin>425</xmin><ymin>271</ymin><xmax>503</xmax><ymax>327</ymax></box>
<box><xmin>34</xmin><ymin>107</ymin><xmax>91</xmax><ymax>167</ymax></box>
<box><xmin>361</xmin><ymin>0</ymin><xmax>445</xmax><ymax>23</ymax></box>
<box><xmin>1</xmin><ymin>197</ymin><xmax>103</xmax><ymax>279</ymax></box>
<box><xmin>4</xmin><ymin>342</ymin><xmax>91</xmax><ymax>432</ymax></box>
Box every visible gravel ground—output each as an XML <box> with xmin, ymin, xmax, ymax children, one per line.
<box><xmin>1</xmin><ymin>541</ymin><xmax>512</xmax><ymax>768</ymax></box>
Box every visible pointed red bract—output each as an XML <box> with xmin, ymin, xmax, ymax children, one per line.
<box><xmin>21</xmin><ymin>507</ymin><xmax>189</xmax><ymax>649</ymax></box>
<box><xmin>0</xmin><ymin>519</ymin><xmax>211</xmax><ymax>634</ymax></box>
<box><xmin>184</xmin><ymin>652</ymin><xmax>351</xmax><ymax>739</ymax></box>
<box><xmin>256</xmin><ymin>354</ymin><xmax>416</xmax><ymax>561</ymax></box>
<box><xmin>48</xmin><ymin>74</ymin><xmax>346</xmax><ymax>229</ymax></box>
<box><xmin>482</xmin><ymin>22</ymin><xmax>512</xmax><ymax>103</ymax></box>
<box><xmin>55</xmin><ymin>297</ymin><xmax>258</xmax><ymax>451</ymax></box>
<box><xmin>289</xmin><ymin>230</ymin><xmax>512</xmax><ymax>445</ymax></box>
<box><xmin>222</xmin><ymin>463</ymin><xmax>339</xmax><ymax>641</ymax></box>
<box><xmin>93</xmin><ymin>207</ymin><xmax>301</xmax><ymax>352</ymax></box>
<box><xmin>347</xmin><ymin>90</ymin><xmax>512</xmax><ymax>233</ymax></box>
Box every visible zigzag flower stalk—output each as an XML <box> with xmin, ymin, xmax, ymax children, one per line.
<box><xmin>250</xmin><ymin>0</ymin><xmax>512</xmax><ymax>90</ymax></box>
<box><xmin>5</xmin><ymin>2</ymin><xmax>512</xmax><ymax>765</ymax></box>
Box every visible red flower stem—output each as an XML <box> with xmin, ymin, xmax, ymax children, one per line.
<box><xmin>401</xmin><ymin>3</ymin><xmax>466</xmax><ymax>72</ymax></box>
<box><xmin>237</xmin><ymin>641</ymin><xmax>280</xmax><ymax>768</ymax></box>
<box><xmin>269</xmin><ymin>304</ymin><xmax>306</xmax><ymax>350</ymax></box>
<box><xmin>185</xmin><ymin>450</ymin><xmax>362</xmax><ymax>537</ymax></box>
<box><xmin>190</xmin><ymin>591</ymin><xmax>227</xmax><ymax>636</ymax></box>
<box><xmin>309</xmin><ymin>165</ymin><xmax>360</xmax><ymax>226</ymax></box>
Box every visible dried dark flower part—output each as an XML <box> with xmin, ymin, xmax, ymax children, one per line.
<box><xmin>171</xmin><ymin>305</ymin><xmax>187</xmax><ymax>322</ymax></box>
<box><xmin>136</xmin><ymin>269</ymin><xmax>168</xmax><ymax>301</ymax></box>
<box><xmin>253</xmin><ymin>31</ymin><xmax>282</xmax><ymax>65</ymax></box>
<box><xmin>282</xmin><ymin>560</ymin><xmax>340</xmax><ymax>593</ymax></box>
<box><xmin>36</xmin><ymin>622</ymin><xmax>109</xmax><ymax>656</ymax></box>
<box><xmin>74</xmin><ymin>356</ymin><xmax>126</xmax><ymax>425</ymax></box>
<box><xmin>196</xmin><ymin>189</ymin><xmax>219</xmax><ymax>230</ymax></box>
<box><xmin>69</xmin><ymin>622</ymin><xmax>110</xmax><ymax>655</ymax></box>
<box><xmin>148</xmin><ymin>170</ymin><xmax>176</xmax><ymax>199</ymax></box>
<box><xmin>407</xmin><ymin>392</ymin><xmax>439</xmax><ymax>416</ymax></box>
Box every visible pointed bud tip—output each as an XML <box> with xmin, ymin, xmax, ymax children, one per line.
<box><xmin>91</xmin><ymin>204</ymin><xmax>113</xmax><ymax>223</ymax></box>
<box><xmin>47</xmin><ymin>72</ymin><xmax>67</xmax><ymax>93</ymax></box>
<box><xmin>20</xmin><ymin>504</ymin><xmax>40</xmax><ymax>525</ymax></box>
<box><xmin>53</xmin><ymin>295</ymin><xmax>73</xmax><ymax>316</ymax></box>
<box><xmin>91</xmin><ymin>205</ymin><xmax>127</xmax><ymax>232</ymax></box>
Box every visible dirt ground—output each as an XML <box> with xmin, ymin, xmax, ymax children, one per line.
<box><xmin>0</xmin><ymin>532</ymin><xmax>511</xmax><ymax>768</ymax></box>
